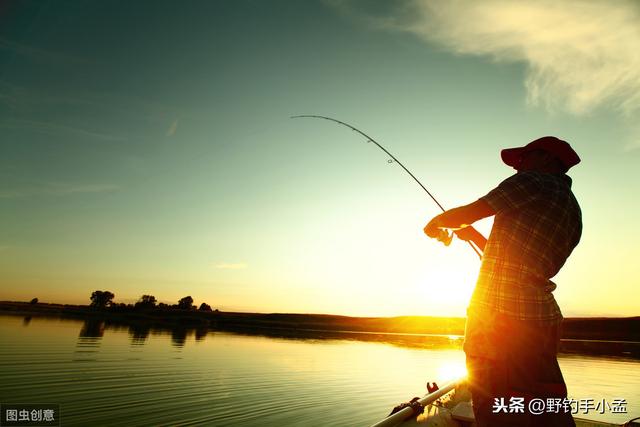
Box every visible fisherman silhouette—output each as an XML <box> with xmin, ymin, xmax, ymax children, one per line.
<box><xmin>424</xmin><ymin>136</ymin><xmax>581</xmax><ymax>427</ymax></box>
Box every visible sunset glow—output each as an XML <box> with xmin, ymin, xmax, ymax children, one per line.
<box><xmin>1</xmin><ymin>1</ymin><xmax>638</xmax><ymax>318</ymax></box>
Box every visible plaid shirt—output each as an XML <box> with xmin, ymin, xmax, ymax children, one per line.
<box><xmin>469</xmin><ymin>171</ymin><xmax>582</xmax><ymax>323</ymax></box>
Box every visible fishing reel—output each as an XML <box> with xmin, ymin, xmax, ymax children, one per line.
<box><xmin>436</xmin><ymin>228</ymin><xmax>453</xmax><ymax>246</ymax></box>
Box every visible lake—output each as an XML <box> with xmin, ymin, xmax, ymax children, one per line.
<box><xmin>0</xmin><ymin>314</ymin><xmax>638</xmax><ymax>426</ymax></box>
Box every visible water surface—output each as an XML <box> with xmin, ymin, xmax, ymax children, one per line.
<box><xmin>1</xmin><ymin>315</ymin><xmax>638</xmax><ymax>426</ymax></box>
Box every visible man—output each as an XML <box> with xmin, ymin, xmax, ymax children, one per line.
<box><xmin>424</xmin><ymin>136</ymin><xmax>582</xmax><ymax>427</ymax></box>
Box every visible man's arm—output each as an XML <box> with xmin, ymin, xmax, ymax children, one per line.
<box><xmin>424</xmin><ymin>199</ymin><xmax>494</xmax><ymax>251</ymax></box>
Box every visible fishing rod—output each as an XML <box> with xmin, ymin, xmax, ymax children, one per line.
<box><xmin>291</xmin><ymin>114</ymin><xmax>482</xmax><ymax>259</ymax></box>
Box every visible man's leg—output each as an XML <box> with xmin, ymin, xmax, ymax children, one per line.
<box><xmin>529</xmin><ymin>323</ymin><xmax>575</xmax><ymax>427</ymax></box>
<box><xmin>506</xmin><ymin>320</ymin><xmax>576</xmax><ymax>427</ymax></box>
<box><xmin>465</xmin><ymin>313</ymin><xmax>576</xmax><ymax>426</ymax></box>
<box><xmin>466</xmin><ymin>354</ymin><xmax>526</xmax><ymax>427</ymax></box>
<box><xmin>464</xmin><ymin>308</ymin><xmax>522</xmax><ymax>426</ymax></box>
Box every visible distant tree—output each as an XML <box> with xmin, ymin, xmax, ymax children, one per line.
<box><xmin>30</xmin><ymin>298</ymin><xmax>38</xmax><ymax>304</ymax></box>
<box><xmin>158</xmin><ymin>302</ymin><xmax>169</xmax><ymax>309</ymax></box>
<box><xmin>135</xmin><ymin>295</ymin><xmax>157</xmax><ymax>309</ymax></box>
<box><xmin>90</xmin><ymin>290</ymin><xmax>115</xmax><ymax>308</ymax></box>
<box><xmin>110</xmin><ymin>302</ymin><xmax>129</xmax><ymax>312</ymax></box>
<box><xmin>142</xmin><ymin>295</ymin><xmax>157</xmax><ymax>305</ymax></box>
<box><xmin>198</xmin><ymin>302</ymin><xmax>212</xmax><ymax>312</ymax></box>
<box><xmin>178</xmin><ymin>296</ymin><xmax>193</xmax><ymax>310</ymax></box>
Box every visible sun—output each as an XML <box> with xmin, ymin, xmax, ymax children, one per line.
<box><xmin>414</xmin><ymin>259</ymin><xmax>477</xmax><ymax>317</ymax></box>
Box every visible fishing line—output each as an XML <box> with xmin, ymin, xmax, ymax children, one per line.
<box><xmin>291</xmin><ymin>114</ymin><xmax>482</xmax><ymax>259</ymax></box>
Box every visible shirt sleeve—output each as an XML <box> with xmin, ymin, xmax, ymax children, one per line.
<box><xmin>480</xmin><ymin>172</ymin><xmax>544</xmax><ymax>214</ymax></box>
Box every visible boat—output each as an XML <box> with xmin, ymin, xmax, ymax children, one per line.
<box><xmin>369</xmin><ymin>378</ymin><xmax>639</xmax><ymax>427</ymax></box>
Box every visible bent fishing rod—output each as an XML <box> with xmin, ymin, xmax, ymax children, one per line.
<box><xmin>291</xmin><ymin>115</ymin><xmax>482</xmax><ymax>259</ymax></box>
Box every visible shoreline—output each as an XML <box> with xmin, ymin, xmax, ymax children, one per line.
<box><xmin>2</xmin><ymin>301</ymin><xmax>639</xmax><ymax>358</ymax></box>
<box><xmin>2</xmin><ymin>300</ymin><xmax>638</xmax><ymax>342</ymax></box>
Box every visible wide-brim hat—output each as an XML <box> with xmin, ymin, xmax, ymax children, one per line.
<box><xmin>501</xmin><ymin>136</ymin><xmax>580</xmax><ymax>170</ymax></box>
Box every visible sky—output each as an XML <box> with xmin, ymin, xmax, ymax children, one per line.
<box><xmin>1</xmin><ymin>0</ymin><xmax>639</xmax><ymax>317</ymax></box>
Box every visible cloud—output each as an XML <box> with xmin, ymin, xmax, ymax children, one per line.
<box><xmin>166</xmin><ymin>119</ymin><xmax>178</xmax><ymax>137</ymax></box>
<box><xmin>0</xmin><ymin>182</ymin><xmax>119</xmax><ymax>198</ymax></box>
<box><xmin>330</xmin><ymin>0</ymin><xmax>640</xmax><ymax>116</ymax></box>
<box><xmin>213</xmin><ymin>262</ymin><xmax>248</xmax><ymax>270</ymax></box>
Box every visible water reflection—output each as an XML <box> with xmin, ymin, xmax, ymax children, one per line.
<box><xmin>4</xmin><ymin>312</ymin><xmax>639</xmax><ymax>359</ymax></box>
<box><xmin>171</xmin><ymin>327</ymin><xmax>190</xmax><ymax>347</ymax></box>
<box><xmin>75</xmin><ymin>320</ymin><xmax>104</xmax><ymax>361</ymax></box>
<box><xmin>195</xmin><ymin>327</ymin><xmax>208</xmax><ymax>341</ymax></box>
<box><xmin>128</xmin><ymin>323</ymin><xmax>151</xmax><ymax>345</ymax></box>
<box><xmin>114</xmin><ymin>321</ymin><xmax>466</xmax><ymax>351</ymax></box>
<box><xmin>79</xmin><ymin>319</ymin><xmax>104</xmax><ymax>338</ymax></box>
<box><xmin>58</xmin><ymin>317</ymin><xmax>637</xmax><ymax>359</ymax></box>
<box><xmin>215</xmin><ymin>326</ymin><xmax>465</xmax><ymax>351</ymax></box>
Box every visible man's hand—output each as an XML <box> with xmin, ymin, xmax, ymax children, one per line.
<box><xmin>423</xmin><ymin>215</ymin><xmax>444</xmax><ymax>238</ymax></box>
<box><xmin>425</xmin><ymin>214</ymin><xmax>487</xmax><ymax>251</ymax></box>
<box><xmin>454</xmin><ymin>226</ymin><xmax>487</xmax><ymax>252</ymax></box>
<box><xmin>424</xmin><ymin>215</ymin><xmax>454</xmax><ymax>245</ymax></box>
<box><xmin>423</xmin><ymin>200</ymin><xmax>494</xmax><ymax>248</ymax></box>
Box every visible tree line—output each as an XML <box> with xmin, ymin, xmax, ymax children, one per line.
<box><xmin>89</xmin><ymin>290</ymin><xmax>215</xmax><ymax>312</ymax></box>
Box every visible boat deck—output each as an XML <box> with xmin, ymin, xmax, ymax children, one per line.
<box><xmin>398</xmin><ymin>406</ymin><xmax>636</xmax><ymax>427</ymax></box>
<box><xmin>381</xmin><ymin>382</ymin><xmax>639</xmax><ymax>427</ymax></box>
